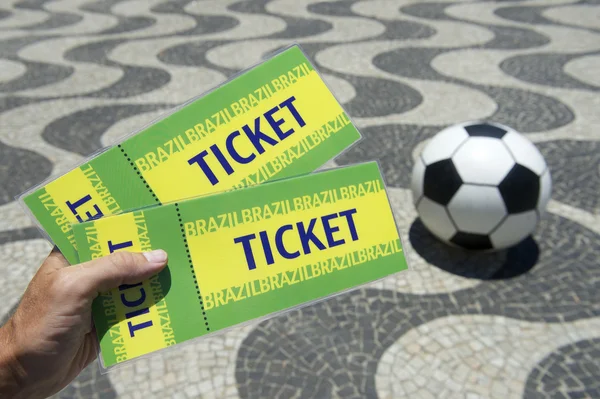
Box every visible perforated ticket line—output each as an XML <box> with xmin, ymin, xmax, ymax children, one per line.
<box><xmin>118</xmin><ymin>144</ymin><xmax>161</xmax><ymax>205</ymax></box>
<box><xmin>175</xmin><ymin>203</ymin><xmax>210</xmax><ymax>332</ymax></box>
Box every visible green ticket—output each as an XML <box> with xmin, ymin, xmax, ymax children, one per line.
<box><xmin>73</xmin><ymin>162</ymin><xmax>408</xmax><ymax>368</ymax></box>
<box><xmin>21</xmin><ymin>45</ymin><xmax>362</xmax><ymax>263</ymax></box>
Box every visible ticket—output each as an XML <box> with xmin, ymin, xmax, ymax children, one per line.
<box><xmin>73</xmin><ymin>162</ymin><xmax>408</xmax><ymax>368</ymax></box>
<box><xmin>21</xmin><ymin>45</ymin><xmax>362</xmax><ymax>263</ymax></box>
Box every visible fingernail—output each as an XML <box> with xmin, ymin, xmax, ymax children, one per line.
<box><xmin>143</xmin><ymin>249</ymin><xmax>167</xmax><ymax>264</ymax></box>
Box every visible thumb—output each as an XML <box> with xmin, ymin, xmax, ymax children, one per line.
<box><xmin>63</xmin><ymin>250</ymin><xmax>168</xmax><ymax>298</ymax></box>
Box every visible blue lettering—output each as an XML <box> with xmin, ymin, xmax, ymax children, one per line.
<box><xmin>109</xmin><ymin>241</ymin><xmax>153</xmax><ymax>337</ymax></box>
<box><xmin>265</xmin><ymin>105</ymin><xmax>293</xmax><ymax>140</ymax></box>
<box><xmin>297</xmin><ymin>219</ymin><xmax>326</xmax><ymax>254</ymax></box>
<box><xmin>119</xmin><ymin>282</ymin><xmax>142</xmax><ymax>290</ymax></box>
<box><xmin>322</xmin><ymin>212</ymin><xmax>345</xmax><ymax>247</ymax></box>
<box><xmin>242</xmin><ymin>117</ymin><xmax>278</xmax><ymax>154</ymax></box>
<box><xmin>275</xmin><ymin>224</ymin><xmax>299</xmax><ymax>260</ymax></box>
<box><xmin>128</xmin><ymin>320</ymin><xmax>153</xmax><ymax>337</ymax></box>
<box><xmin>210</xmin><ymin>143</ymin><xmax>234</xmax><ymax>176</ymax></box>
<box><xmin>259</xmin><ymin>231</ymin><xmax>274</xmax><ymax>265</ymax></box>
<box><xmin>186</xmin><ymin>96</ymin><xmax>306</xmax><ymax>186</ymax></box>
<box><xmin>226</xmin><ymin>130</ymin><xmax>255</xmax><ymax>164</ymax></box>
<box><xmin>280</xmin><ymin>96</ymin><xmax>305</xmax><ymax>128</ymax></box>
<box><xmin>234</xmin><ymin>208</ymin><xmax>359</xmax><ymax>271</ymax></box>
<box><xmin>120</xmin><ymin>288</ymin><xmax>146</xmax><ymax>307</ymax></box>
<box><xmin>339</xmin><ymin>208</ymin><xmax>359</xmax><ymax>241</ymax></box>
<box><xmin>108</xmin><ymin>240</ymin><xmax>133</xmax><ymax>253</ymax></box>
<box><xmin>126</xmin><ymin>308</ymin><xmax>153</xmax><ymax>337</ymax></box>
<box><xmin>234</xmin><ymin>233</ymin><xmax>258</xmax><ymax>270</ymax></box>
<box><xmin>66</xmin><ymin>194</ymin><xmax>103</xmax><ymax>223</ymax></box>
<box><xmin>188</xmin><ymin>150</ymin><xmax>219</xmax><ymax>185</ymax></box>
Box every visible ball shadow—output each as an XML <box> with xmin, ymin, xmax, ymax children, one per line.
<box><xmin>409</xmin><ymin>218</ymin><xmax>539</xmax><ymax>280</ymax></box>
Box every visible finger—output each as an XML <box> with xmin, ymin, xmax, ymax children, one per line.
<box><xmin>62</xmin><ymin>250</ymin><xmax>168</xmax><ymax>298</ymax></box>
<box><xmin>38</xmin><ymin>246</ymin><xmax>70</xmax><ymax>273</ymax></box>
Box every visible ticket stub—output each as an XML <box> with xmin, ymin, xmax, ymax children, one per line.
<box><xmin>21</xmin><ymin>45</ymin><xmax>361</xmax><ymax>263</ymax></box>
<box><xmin>73</xmin><ymin>162</ymin><xmax>408</xmax><ymax>368</ymax></box>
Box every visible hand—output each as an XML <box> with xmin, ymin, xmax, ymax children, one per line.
<box><xmin>0</xmin><ymin>247</ymin><xmax>168</xmax><ymax>399</ymax></box>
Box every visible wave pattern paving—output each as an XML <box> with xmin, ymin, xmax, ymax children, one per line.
<box><xmin>0</xmin><ymin>0</ymin><xmax>598</xmax><ymax>398</ymax></box>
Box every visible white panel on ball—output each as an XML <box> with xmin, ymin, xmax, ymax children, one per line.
<box><xmin>452</xmin><ymin>137</ymin><xmax>514</xmax><ymax>185</ymax></box>
<box><xmin>448</xmin><ymin>185</ymin><xmax>507</xmax><ymax>234</ymax></box>
<box><xmin>538</xmin><ymin>169</ymin><xmax>552</xmax><ymax>213</ymax></box>
<box><xmin>417</xmin><ymin>197</ymin><xmax>457</xmax><ymax>240</ymax></box>
<box><xmin>421</xmin><ymin>125</ymin><xmax>469</xmax><ymax>165</ymax></box>
<box><xmin>502</xmin><ymin>131</ymin><xmax>547</xmax><ymax>175</ymax></box>
<box><xmin>411</xmin><ymin>157</ymin><xmax>426</xmax><ymax>205</ymax></box>
<box><xmin>490</xmin><ymin>211</ymin><xmax>538</xmax><ymax>249</ymax></box>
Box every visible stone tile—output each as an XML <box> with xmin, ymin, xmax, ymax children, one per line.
<box><xmin>1</xmin><ymin>1</ymin><xmax>600</xmax><ymax>399</ymax></box>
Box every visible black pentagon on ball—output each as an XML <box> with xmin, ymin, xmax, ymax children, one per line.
<box><xmin>423</xmin><ymin>159</ymin><xmax>463</xmax><ymax>205</ymax></box>
<box><xmin>499</xmin><ymin>164</ymin><xmax>540</xmax><ymax>213</ymax></box>
<box><xmin>450</xmin><ymin>232</ymin><xmax>493</xmax><ymax>250</ymax></box>
<box><xmin>464</xmin><ymin>123</ymin><xmax>507</xmax><ymax>139</ymax></box>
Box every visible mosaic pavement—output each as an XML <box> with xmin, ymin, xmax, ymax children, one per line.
<box><xmin>0</xmin><ymin>0</ymin><xmax>599</xmax><ymax>398</ymax></box>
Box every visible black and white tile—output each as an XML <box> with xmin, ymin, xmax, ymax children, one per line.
<box><xmin>0</xmin><ymin>0</ymin><xmax>598</xmax><ymax>398</ymax></box>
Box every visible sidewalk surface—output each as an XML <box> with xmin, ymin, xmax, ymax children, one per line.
<box><xmin>0</xmin><ymin>0</ymin><xmax>599</xmax><ymax>398</ymax></box>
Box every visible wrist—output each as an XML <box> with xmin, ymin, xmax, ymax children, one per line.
<box><xmin>0</xmin><ymin>318</ymin><xmax>25</xmax><ymax>398</ymax></box>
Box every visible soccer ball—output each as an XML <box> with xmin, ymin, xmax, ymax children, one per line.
<box><xmin>411</xmin><ymin>121</ymin><xmax>552</xmax><ymax>251</ymax></box>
